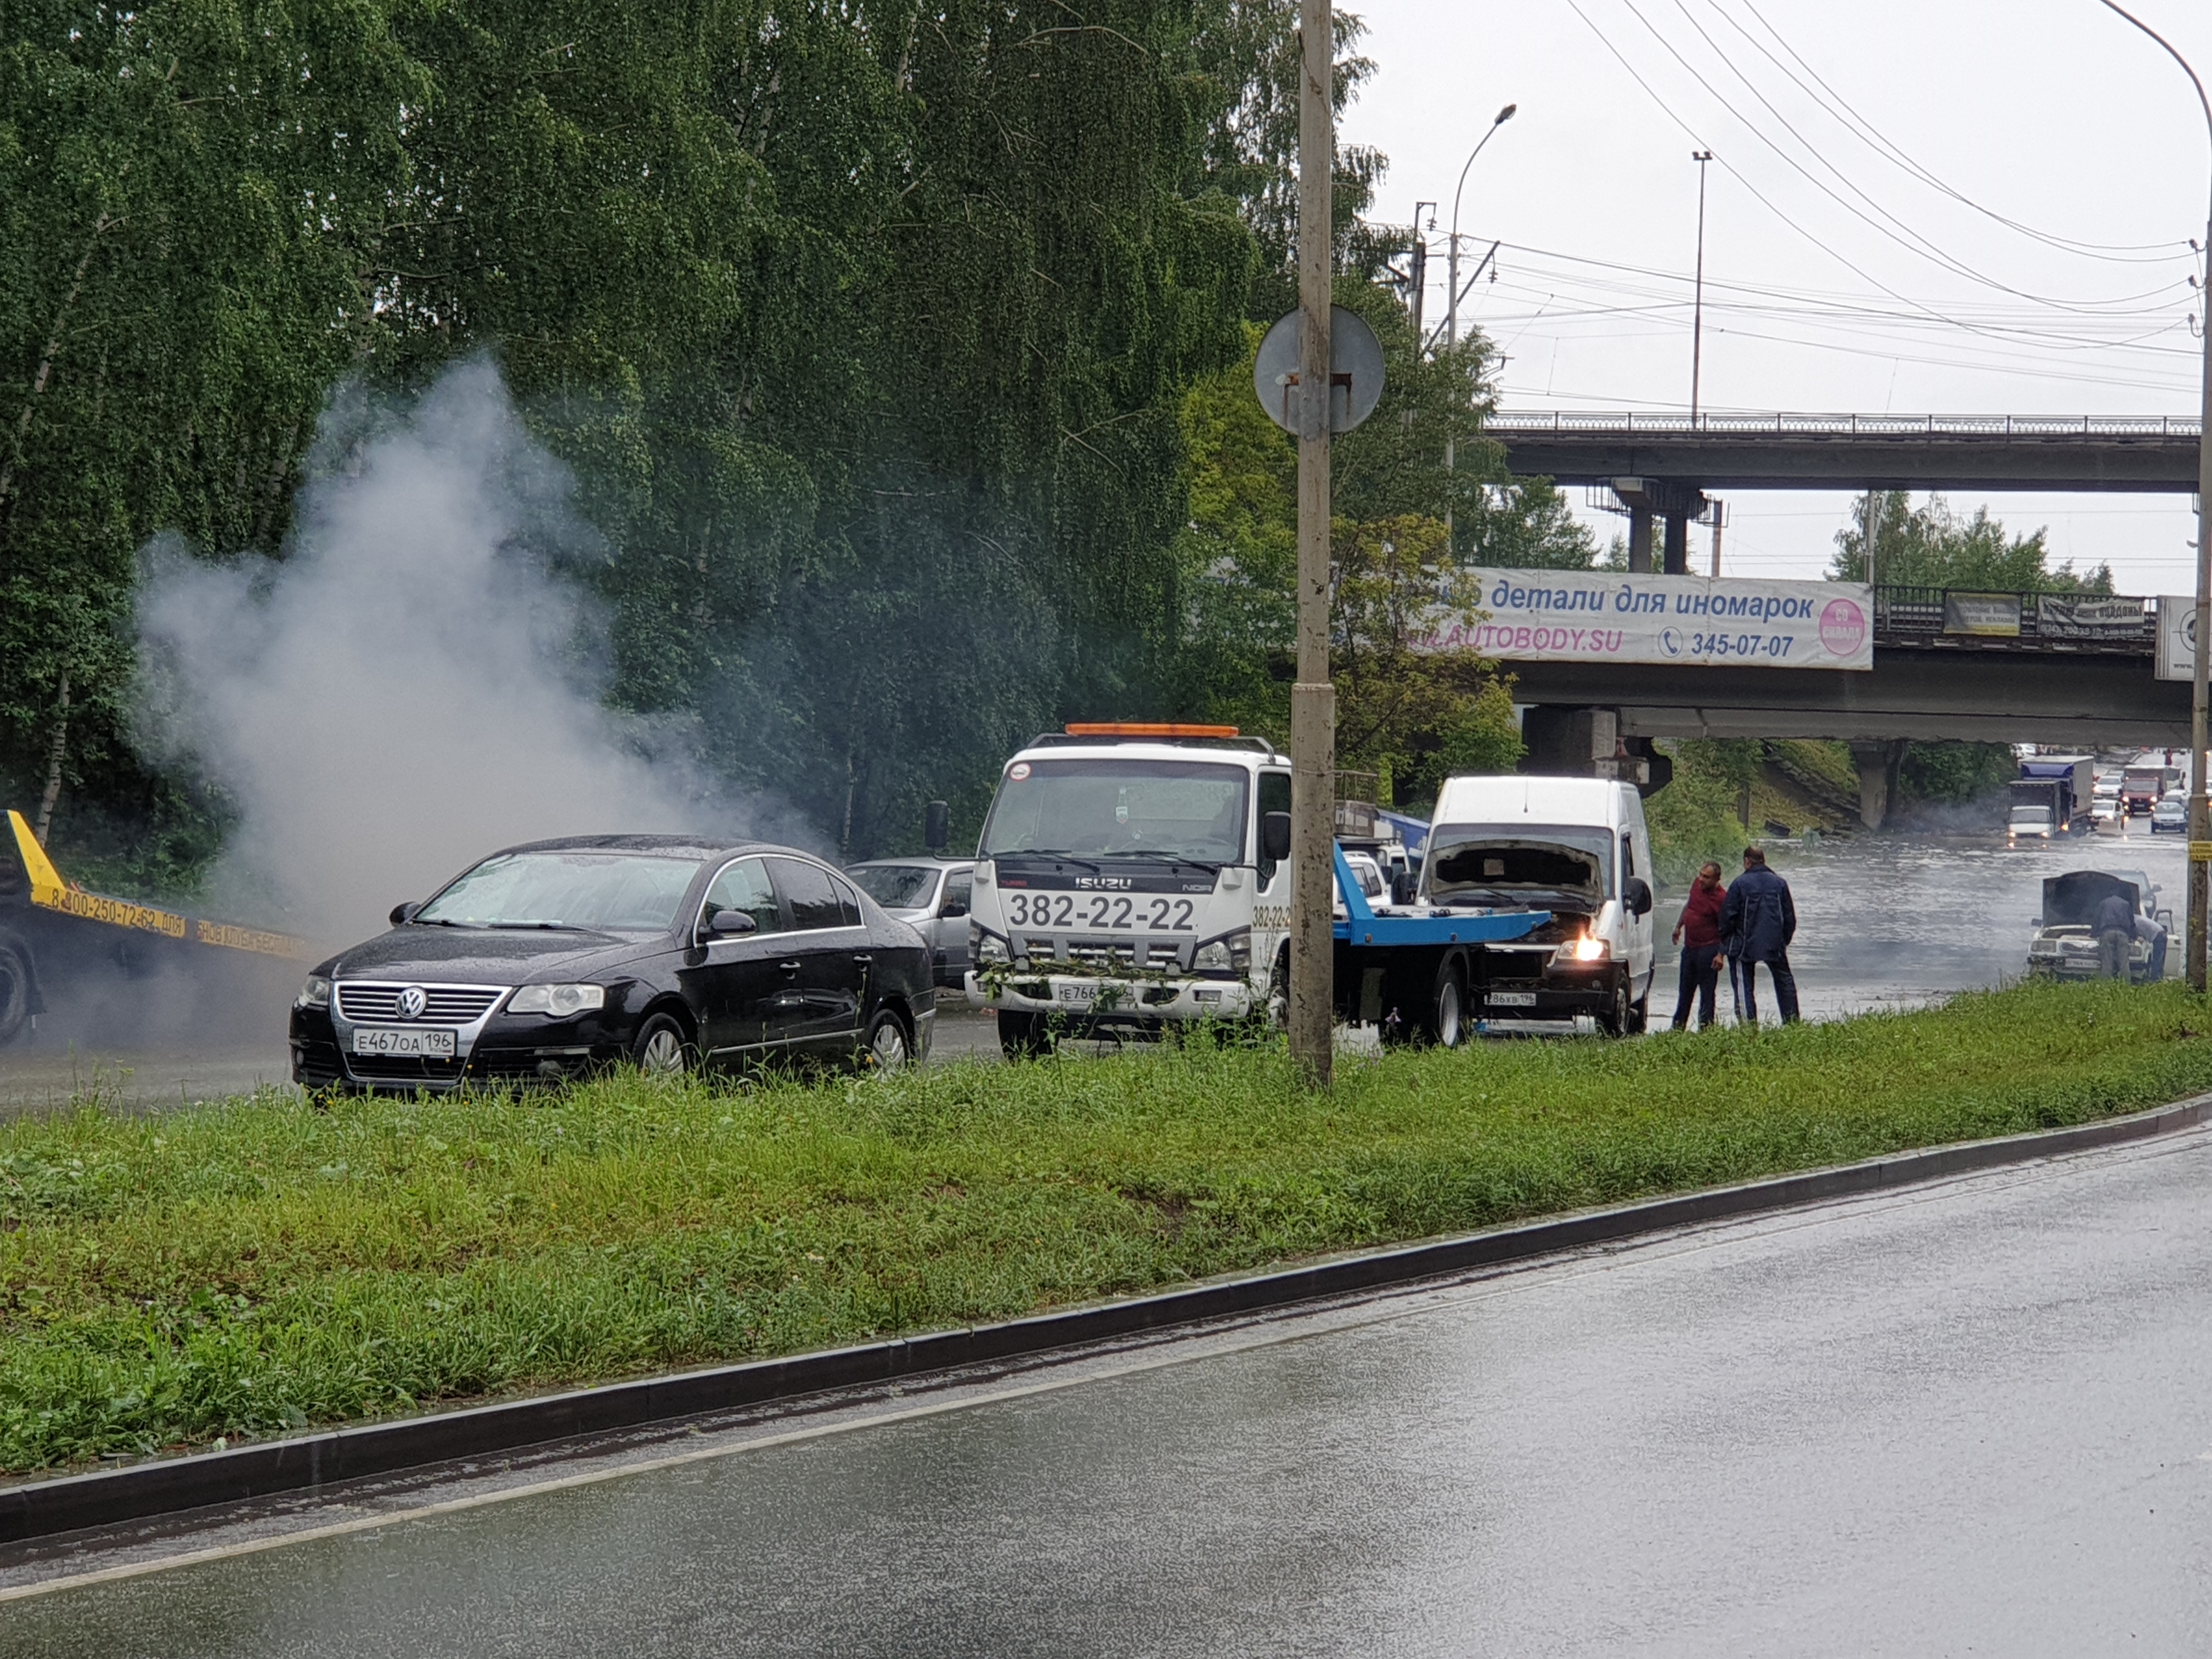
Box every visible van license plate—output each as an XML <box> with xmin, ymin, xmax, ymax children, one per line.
<box><xmin>1487</xmin><ymin>991</ymin><xmax>1538</xmax><ymax>1007</ymax></box>
<box><xmin>352</xmin><ymin>1028</ymin><xmax>458</xmax><ymax>1058</ymax></box>
<box><xmin>1057</xmin><ymin>985</ymin><xmax>1096</xmax><ymax>1005</ymax></box>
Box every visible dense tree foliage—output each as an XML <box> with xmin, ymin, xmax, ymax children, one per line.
<box><xmin>0</xmin><ymin>0</ymin><xmax>1585</xmax><ymax>884</ymax></box>
<box><xmin>1830</xmin><ymin>490</ymin><xmax>2111</xmax><ymax>594</ymax></box>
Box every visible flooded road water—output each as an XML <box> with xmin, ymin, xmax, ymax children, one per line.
<box><xmin>1732</xmin><ymin>821</ymin><xmax>2186</xmax><ymax>1023</ymax></box>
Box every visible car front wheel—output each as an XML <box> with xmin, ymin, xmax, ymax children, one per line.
<box><xmin>864</xmin><ymin>1008</ymin><xmax>912</xmax><ymax>1073</ymax></box>
<box><xmin>632</xmin><ymin>1012</ymin><xmax>692</xmax><ymax>1076</ymax></box>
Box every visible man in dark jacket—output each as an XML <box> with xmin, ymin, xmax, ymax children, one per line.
<box><xmin>1720</xmin><ymin>845</ymin><xmax>1799</xmax><ymax>1024</ymax></box>
<box><xmin>2094</xmin><ymin>889</ymin><xmax>2136</xmax><ymax>980</ymax></box>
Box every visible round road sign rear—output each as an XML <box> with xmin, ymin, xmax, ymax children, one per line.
<box><xmin>1252</xmin><ymin>306</ymin><xmax>1386</xmax><ymax>435</ymax></box>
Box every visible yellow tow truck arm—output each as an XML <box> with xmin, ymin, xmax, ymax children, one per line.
<box><xmin>5</xmin><ymin>810</ymin><xmax>310</xmax><ymax>961</ymax></box>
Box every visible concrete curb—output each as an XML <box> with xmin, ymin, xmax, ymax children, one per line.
<box><xmin>4</xmin><ymin>1091</ymin><xmax>2208</xmax><ymax>1546</ymax></box>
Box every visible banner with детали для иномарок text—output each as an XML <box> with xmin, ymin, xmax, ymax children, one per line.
<box><xmin>1412</xmin><ymin>570</ymin><xmax>1874</xmax><ymax>671</ymax></box>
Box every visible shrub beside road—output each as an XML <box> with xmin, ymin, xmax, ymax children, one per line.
<box><xmin>2</xmin><ymin>979</ymin><xmax>2208</xmax><ymax>1474</ymax></box>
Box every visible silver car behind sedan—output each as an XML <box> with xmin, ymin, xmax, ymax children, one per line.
<box><xmin>846</xmin><ymin>857</ymin><xmax>976</xmax><ymax>988</ymax></box>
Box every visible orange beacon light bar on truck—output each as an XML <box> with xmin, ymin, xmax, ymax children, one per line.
<box><xmin>1063</xmin><ymin>723</ymin><xmax>1241</xmax><ymax>738</ymax></box>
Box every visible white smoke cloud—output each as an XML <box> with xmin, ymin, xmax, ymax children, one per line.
<box><xmin>136</xmin><ymin>358</ymin><xmax>773</xmax><ymax>944</ymax></box>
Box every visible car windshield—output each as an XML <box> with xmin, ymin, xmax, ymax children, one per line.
<box><xmin>850</xmin><ymin>865</ymin><xmax>938</xmax><ymax>909</ymax></box>
<box><xmin>1424</xmin><ymin>825</ymin><xmax>1615</xmax><ymax>902</ymax></box>
<box><xmin>980</xmin><ymin>759</ymin><xmax>1249</xmax><ymax>863</ymax></box>
<box><xmin>415</xmin><ymin>851</ymin><xmax>700</xmax><ymax>932</ymax></box>
<box><xmin>2011</xmin><ymin>807</ymin><xmax>2051</xmax><ymax>825</ymax></box>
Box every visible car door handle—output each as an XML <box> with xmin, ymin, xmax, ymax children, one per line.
<box><xmin>779</xmin><ymin>960</ymin><xmax>801</xmax><ymax>976</ymax></box>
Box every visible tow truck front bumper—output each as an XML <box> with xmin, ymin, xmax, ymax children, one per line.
<box><xmin>966</xmin><ymin>971</ymin><xmax>1257</xmax><ymax>1024</ymax></box>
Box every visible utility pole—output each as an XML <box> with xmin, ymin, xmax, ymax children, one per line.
<box><xmin>1861</xmin><ymin>488</ymin><xmax>1882</xmax><ymax>597</ymax></box>
<box><xmin>1690</xmin><ymin>150</ymin><xmax>1713</xmax><ymax>422</ymax></box>
<box><xmin>1408</xmin><ymin>201</ymin><xmax>1435</xmax><ymax>342</ymax></box>
<box><xmin>2095</xmin><ymin>1</ymin><xmax>2212</xmax><ymax>990</ymax></box>
<box><xmin>1288</xmin><ymin>0</ymin><xmax>1335</xmax><ymax>1084</ymax></box>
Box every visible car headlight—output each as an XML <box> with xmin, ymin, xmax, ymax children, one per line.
<box><xmin>1193</xmin><ymin>930</ymin><xmax>1251</xmax><ymax>975</ymax></box>
<box><xmin>507</xmin><ymin>983</ymin><xmax>606</xmax><ymax>1017</ymax></box>
<box><xmin>295</xmin><ymin>974</ymin><xmax>331</xmax><ymax>1010</ymax></box>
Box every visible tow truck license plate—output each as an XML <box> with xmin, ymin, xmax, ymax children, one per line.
<box><xmin>1487</xmin><ymin>990</ymin><xmax>1538</xmax><ymax>1007</ymax></box>
<box><xmin>1057</xmin><ymin>985</ymin><xmax>1096</xmax><ymax>1005</ymax></box>
<box><xmin>352</xmin><ymin>1027</ymin><xmax>458</xmax><ymax>1058</ymax></box>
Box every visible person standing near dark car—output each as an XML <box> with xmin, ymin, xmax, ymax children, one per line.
<box><xmin>1670</xmin><ymin>861</ymin><xmax>1727</xmax><ymax>1031</ymax></box>
<box><xmin>1720</xmin><ymin>845</ymin><xmax>1799</xmax><ymax>1025</ymax></box>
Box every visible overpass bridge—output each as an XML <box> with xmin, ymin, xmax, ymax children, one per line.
<box><xmin>1499</xmin><ymin>584</ymin><xmax>2186</xmax><ymax>828</ymax></box>
<box><xmin>1488</xmin><ymin>411</ymin><xmax>2202</xmax><ymax>575</ymax></box>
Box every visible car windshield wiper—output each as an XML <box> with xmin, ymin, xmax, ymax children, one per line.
<box><xmin>1005</xmin><ymin>849</ymin><xmax>1103</xmax><ymax>872</ymax></box>
<box><xmin>484</xmin><ymin>921</ymin><xmax>589</xmax><ymax>930</ymax></box>
<box><xmin>413</xmin><ymin>917</ymin><xmax>484</xmax><ymax>929</ymax></box>
<box><xmin>1110</xmin><ymin>850</ymin><xmax>1226</xmax><ymax>871</ymax></box>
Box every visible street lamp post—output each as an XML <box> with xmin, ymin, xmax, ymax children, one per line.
<box><xmin>1690</xmin><ymin>150</ymin><xmax>1714</xmax><ymax>421</ymax></box>
<box><xmin>2096</xmin><ymin>1</ymin><xmax>2212</xmax><ymax>992</ymax></box>
<box><xmin>1444</xmin><ymin>104</ymin><xmax>1517</xmax><ymax>358</ymax></box>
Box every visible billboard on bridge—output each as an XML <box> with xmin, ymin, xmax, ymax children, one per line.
<box><xmin>1417</xmin><ymin>571</ymin><xmax>1874</xmax><ymax>672</ymax></box>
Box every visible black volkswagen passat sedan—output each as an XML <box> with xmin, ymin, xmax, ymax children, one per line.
<box><xmin>289</xmin><ymin>836</ymin><xmax>933</xmax><ymax>1093</ymax></box>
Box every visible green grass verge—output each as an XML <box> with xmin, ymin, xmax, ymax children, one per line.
<box><xmin>2</xmin><ymin>979</ymin><xmax>2208</xmax><ymax>1475</ymax></box>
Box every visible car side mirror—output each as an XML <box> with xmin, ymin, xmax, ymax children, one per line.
<box><xmin>924</xmin><ymin>799</ymin><xmax>951</xmax><ymax>853</ymax></box>
<box><xmin>708</xmin><ymin>909</ymin><xmax>758</xmax><ymax>937</ymax></box>
<box><xmin>939</xmin><ymin>896</ymin><xmax>968</xmax><ymax>919</ymax></box>
<box><xmin>1261</xmin><ymin>811</ymin><xmax>1293</xmax><ymax>862</ymax></box>
<box><xmin>390</xmin><ymin>901</ymin><xmax>420</xmax><ymax>927</ymax></box>
<box><xmin>1391</xmin><ymin>871</ymin><xmax>1418</xmax><ymax>905</ymax></box>
<box><xmin>1623</xmin><ymin>876</ymin><xmax>1654</xmax><ymax>918</ymax></box>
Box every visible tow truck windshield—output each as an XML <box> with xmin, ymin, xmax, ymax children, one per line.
<box><xmin>1424</xmin><ymin>825</ymin><xmax>1615</xmax><ymax>905</ymax></box>
<box><xmin>981</xmin><ymin>759</ymin><xmax>1249</xmax><ymax>864</ymax></box>
<box><xmin>415</xmin><ymin>851</ymin><xmax>700</xmax><ymax>933</ymax></box>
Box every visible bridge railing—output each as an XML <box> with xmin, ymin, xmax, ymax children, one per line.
<box><xmin>1486</xmin><ymin>412</ymin><xmax>2203</xmax><ymax>439</ymax></box>
<box><xmin>1872</xmin><ymin>586</ymin><xmax>2156</xmax><ymax>651</ymax></box>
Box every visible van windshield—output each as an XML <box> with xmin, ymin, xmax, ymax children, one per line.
<box><xmin>1424</xmin><ymin>824</ymin><xmax>1615</xmax><ymax>904</ymax></box>
<box><xmin>980</xmin><ymin>759</ymin><xmax>1249</xmax><ymax>864</ymax></box>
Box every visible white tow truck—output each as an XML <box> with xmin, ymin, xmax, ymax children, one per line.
<box><xmin>964</xmin><ymin>725</ymin><xmax>1552</xmax><ymax>1053</ymax></box>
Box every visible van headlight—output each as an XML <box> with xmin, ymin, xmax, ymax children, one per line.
<box><xmin>1568</xmin><ymin>935</ymin><xmax>1611</xmax><ymax>963</ymax></box>
<box><xmin>1193</xmin><ymin>929</ymin><xmax>1251</xmax><ymax>975</ymax></box>
<box><xmin>507</xmin><ymin>983</ymin><xmax>606</xmax><ymax>1017</ymax></box>
<box><xmin>295</xmin><ymin>974</ymin><xmax>331</xmax><ymax>1010</ymax></box>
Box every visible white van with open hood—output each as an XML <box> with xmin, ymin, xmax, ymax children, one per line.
<box><xmin>1419</xmin><ymin>775</ymin><xmax>1658</xmax><ymax>1033</ymax></box>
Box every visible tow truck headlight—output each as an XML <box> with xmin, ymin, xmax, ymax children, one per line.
<box><xmin>975</xmin><ymin>926</ymin><xmax>1010</xmax><ymax>965</ymax></box>
<box><xmin>295</xmin><ymin>974</ymin><xmax>331</xmax><ymax>1010</ymax></box>
<box><xmin>1193</xmin><ymin>930</ymin><xmax>1252</xmax><ymax>975</ymax></box>
<box><xmin>508</xmin><ymin>983</ymin><xmax>606</xmax><ymax>1017</ymax></box>
<box><xmin>1568</xmin><ymin>934</ymin><xmax>1611</xmax><ymax>963</ymax></box>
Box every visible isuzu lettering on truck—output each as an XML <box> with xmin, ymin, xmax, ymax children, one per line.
<box><xmin>966</xmin><ymin>726</ymin><xmax>1291</xmax><ymax>1054</ymax></box>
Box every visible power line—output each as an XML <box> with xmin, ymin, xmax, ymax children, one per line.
<box><xmin>1724</xmin><ymin>0</ymin><xmax>2197</xmax><ymax>262</ymax></box>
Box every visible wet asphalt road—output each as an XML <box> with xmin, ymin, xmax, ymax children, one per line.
<box><xmin>8</xmin><ymin>1127</ymin><xmax>2211</xmax><ymax>1655</ymax></box>
<box><xmin>0</xmin><ymin>823</ymin><xmax>2188</xmax><ymax>1111</ymax></box>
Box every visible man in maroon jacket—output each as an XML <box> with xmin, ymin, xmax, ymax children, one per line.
<box><xmin>1670</xmin><ymin>861</ymin><xmax>1727</xmax><ymax>1031</ymax></box>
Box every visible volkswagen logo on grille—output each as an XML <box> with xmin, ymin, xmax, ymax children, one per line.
<box><xmin>395</xmin><ymin>986</ymin><xmax>428</xmax><ymax>1021</ymax></box>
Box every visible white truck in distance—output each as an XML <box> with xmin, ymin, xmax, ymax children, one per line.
<box><xmin>965</xmin><ymin>726</ymin><xmax>1292</xmax><ymax>1054</ymax></box>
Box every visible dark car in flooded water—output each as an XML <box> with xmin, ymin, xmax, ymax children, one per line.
<box><xmin>289</xmin><ymin>836</ymin><xmax>933</xmax><ymax>1093</ymax></box>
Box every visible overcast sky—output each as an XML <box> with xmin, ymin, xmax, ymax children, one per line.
<box><xmin>1342</xmin><ymin>0</ymin><xmax>2210</xmax><ymax>592</ymax></box>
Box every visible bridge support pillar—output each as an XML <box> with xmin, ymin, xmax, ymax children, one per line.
<box><xmin>1662</xmin><ymin>512</ymin><xmax>1689</xmax><ymax>574</ymax></box>
<box><xmin>1525</xmin><ymin>706</ymin><xmax>1617</xmax><ymax>777</ymax></box>
<box><xmin>1848</xmin><ymin>740</ymin><xmax>1909</xmax><ymax>831</ymax></box>
<box><xmin>1627</xmin><ymin>509</ymin><xmax>1654</xmax><ymax>573</ymax></box>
